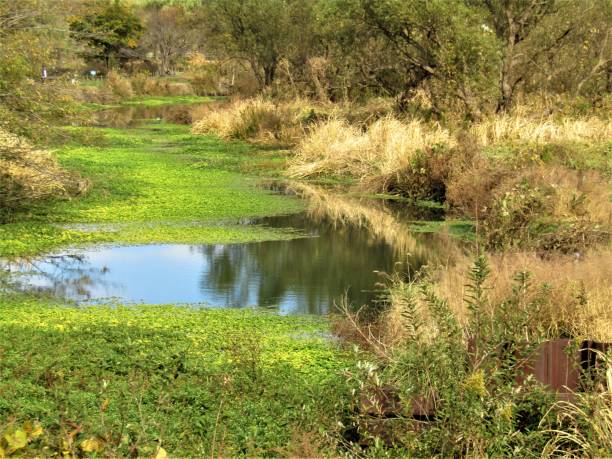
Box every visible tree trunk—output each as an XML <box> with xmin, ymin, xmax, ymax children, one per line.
<box><xmin>497</xmin><ymin>22</ymin><xmax>518</xmax><ymax>113</ymax></box>
<box><xmin>263</xmin><ymin>59</ymin><xmax>277</xmax><ymax>88</ymax></box>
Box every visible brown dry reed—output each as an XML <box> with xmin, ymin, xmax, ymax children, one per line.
<box><xmin>0</xmin><ymin>129</ymin><xmax>88</xmax><ymax>220</ymax></box>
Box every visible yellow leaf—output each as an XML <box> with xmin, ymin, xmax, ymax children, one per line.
<box><xmin>154</xmin><ymin>446</ymin><xmax>168</xmax><ymax>459</ymax></box>
<box><xmin>5</xmin><ymin>429</ymin><xmax>28</xmax><ymax>453</ymax></box>
<box><xmin>100</xmin><ymin>398</ymin><xmax>110</xmax><ymax>412</ymax></box>
<box><xmin>0</xmin><ymin>445</ymin><xmax>5</xmax><ymax>458</ymax></box>
<box><xmin>80</xmin><ymin>437</ymin><xmax>102</xmax><ymax>453</ymax></box>
<box><xmin>30</xmin><ymin>424</ymin><xmax>43</xmax><ymax>439</ymax></box>
<box><xmin>23</xmin><ymin>421</ymin><xmax>43</xmax><ymax>438</ymax></box>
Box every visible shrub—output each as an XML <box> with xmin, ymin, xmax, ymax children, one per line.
<box><xmin>0</xmin><ymin>129</ymin><xmax>88</xmax><ymax>222</ymax></box>
<box><xmin>192</xmin><ymin>97</ymin><xmax>316</xmax><ymax>143</ymax></box>
<box><xmin>482</xmin><ymin>167</ymin><xmax>610</xmax><ymax>251</ymax></box>
<box><xmin>104</xmin><ymin>70</ymin><xmax>134</xmax><ymax>99</ymax></box>
<box><xmin>339</xmin><ymin>256</ymin><xmax>610</xmax><ymax>456</ymax></box>
<box><xmin>289</xmin><ymin>116</ymin><xmax>455</xmax><ymax>196</ymax></box>
<box><xmin>339</xmin><ymin>257</ymin><xmax>562</xmax><ymax>456</ymax></box>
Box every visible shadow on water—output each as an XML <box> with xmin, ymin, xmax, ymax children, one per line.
<box><xmin>2</xmin><ymin>187</ymin><xmax>461</xmax><ymax>315</ymax></box>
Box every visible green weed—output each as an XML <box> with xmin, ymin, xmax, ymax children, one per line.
<box><xmin>0</xmin><ymin>295</ymin><xmax>351</xmax><ymax>457</ymax></box>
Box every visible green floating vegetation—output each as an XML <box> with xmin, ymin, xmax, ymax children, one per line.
<box><xmin>81</xmin><ymin>95</ymin><xmax>216</xmax><ymax>110</ymax></box>
<box><xmin>2</xmin><ymin>122</ymin><xmax>303</xmax><ymax>257</ymax></box>
<box><xmin>0</xmin><ymin>296</ymin><xmax>351</xmax><ymax>457</ymax></box>
<box><xmin>121</xmin><ymin>95</ymin><xmax>220</xmax><ymax>107</ymax></box>
<box><xmin>409</xmin><ymin>220</ymin><xmax>475</xmax><ymax>239</ymax></box>
<box><xmin>0</xmin><ymin>223</ymin><xmax>302</xmax><ymax>258</ymax></box>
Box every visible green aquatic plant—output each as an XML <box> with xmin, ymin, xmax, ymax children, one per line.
<box><xmin>0</xmin><ymin>296</ymin><xmax>351</xmax><ymax>457</ymax></box>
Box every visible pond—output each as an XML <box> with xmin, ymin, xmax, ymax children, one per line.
<box><xmin>91</xmin><ymin>101</ymin><xmax>212</xmax><ymax>127</ymax></box>
<box><xmin>2</xmin><ymin>200</ymin><xmax>455</xmax><ymax>315</ymax></box>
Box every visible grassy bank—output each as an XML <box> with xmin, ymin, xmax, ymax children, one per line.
<box><xmin>0</xmin><ymin>295</ymin><xmax>350</xmax><ymax>457</ymax></box>
<box><xmin>1</xmin><ymin>122</ymin><xmax>302</xmax><ymax>257</ymax></box>
<box><xmin>191</xmin><ymin>98</ymin><xmax>611</xmax><ymax>252</ymax></box>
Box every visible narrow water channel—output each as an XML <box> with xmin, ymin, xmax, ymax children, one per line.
<box><xmin>4</xmin><ymin>210</ymin><xmax>453</xmax><ymax>314</ymax></box>
<box><xmin>3</xmin><ymin>103</ymin><xmax>460</xmax><ymax>315</ymax></box>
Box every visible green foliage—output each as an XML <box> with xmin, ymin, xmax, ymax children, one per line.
<box><xmin>0</xmin><ymin>296</ymin><xmax>351</xmax><ymax>456</ymax></box>
<box><xmin>1</xmin><ymin>120</ymin><xmax>303</xmax><ymax>257</ymax></box>
<box><xmin>0</xmin><ymin>1</ymin><xmax>78</xmax><ymax>137</ymax></box>
<box><xmin>343</xmin><ymin>258</ymin><xmax>571</xmax><ymax>456</ymax></box>
<box><xmin>69</xmin><ymin>0</ymin><xmax>144</xmax><ymax>69</ymax></box>
<box><xmin>202</xmin><ymin>0</ymin><xmax>318</xmax><ymax>89</ymax></box>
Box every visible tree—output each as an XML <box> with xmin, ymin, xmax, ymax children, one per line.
<box><xmin>476</xmin><ymin>0</ymin><xmax>561</xmax><ymax>111</ymax></box>
<box><xmin>201</xmin><ymin>0</ymin><xmax>316</xmax><ymax>90</ymax></box>
<box><xmin>0</xmin><ymin>0</ymin><xmax>79</xmax><ymax>137</ymax></box>
<box><xmin>522</xmin><ymin>0</ymin><xmax>612</xmax><ymax>100</ymax></box>
<box><xmin>326</xmin><ymin>0</ymin><xmax>499</xmax><ymax>116</ymax></box>
<box><xmin>69</xmin><ymin>0</ymin><xmax>144</xmax><ymax>70</ymax></box>
<box><xmin>141</xmin><ymin>5</ymin><xmax>196</xmax><ymax>75</ymax></box>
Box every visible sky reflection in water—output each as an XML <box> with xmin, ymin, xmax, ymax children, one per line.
<box><xmin>6</xmin><ymin>212</ymin><xmax>449</xmax><ymax>315</ymax></box>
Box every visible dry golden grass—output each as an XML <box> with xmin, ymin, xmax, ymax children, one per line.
<box><xmin>0</xmin><ymin>129</ymin><xmax>88</xmax><ymax>218</ymax></box>
<box><xmin>288</xmin><ymin>116</ymin><xmax>454</xmax><ymax>182</ymax></box>
<box><xmin>542</xmin><ymin>352</ymin><xmax>612</xmax><ymax>458</ymax></box>
<box><xmin>288</xmin><ymin>110</ymin><xmax>611</xmax><ymax>187</ymax></box>
<box><xmin>470</xmin><ymin>114</ymin><xmax>612</xmax><ymax>146</ymax></box>
<box><xmin>191</xmin><ymin>97</ymin><xmax>324</xmax><ymax>143</ymax></box>
<box><xmin>433</xmin><ymin>250</ymin><xmax>612</xmax><ymax>342</ymax></box>
<box><xmin>105</xmin><ymin>70</ymin><xmax>134</xmax><ymax>99</ymax></box>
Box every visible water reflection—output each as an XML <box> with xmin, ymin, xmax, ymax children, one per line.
<box><xmin>2</xmin><ymin>206</ymin><xmax>456</xmax><ymax>314</ymax></box>
<box><xmin>92</xmin><ymin>104</ymin><xmax>198</xmax><ymax>128</ymax></box>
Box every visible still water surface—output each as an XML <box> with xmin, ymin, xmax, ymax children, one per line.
<box><xmin>5</xmin><ymin>212</ymin><xmax>449</xmax><ymax>315</ymax></box>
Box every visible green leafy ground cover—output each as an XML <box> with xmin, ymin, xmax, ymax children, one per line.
<box><xmin>0</xmin><ymin>296</ymin><xmax>350</xmax><ymax>457</ymax></box>
<box><xmin>2</xmin><ymin>122</ymin><xmax>303</xmax><ymax>257</ymax></box>
<box><xmin>0</xmin><ymin>105</ymin><xmax>351</xmax><ymax>457</ymax></box>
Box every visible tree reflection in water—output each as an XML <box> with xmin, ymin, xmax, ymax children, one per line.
<box><xmin>2</xmin><ymin>185</ymin><xmax>461</xmax><ymax>314</ymax></box>
<box><xmin>198</xmin><ymin>184</ymin><xmax>459</xmax><ymax>315</ymax></box>
<box><xmin>2</xmin><ymin>254</ymin><xmax>119</xmax><ymax>302</ymax></box>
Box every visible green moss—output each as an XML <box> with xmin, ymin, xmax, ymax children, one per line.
<box><xmin>0</xmin><ymin>223</ymin><xmax>302</xmax><ymax>258</ymax></box>
<box><xmin>0</xmin><ymin>295</ymin><xmax>350</xmax><ymax>456</ymax></box>
<box><xmin>121</xmin><ymin>95</ymin><xmax>219</xmax><ymax>106</ymax></box>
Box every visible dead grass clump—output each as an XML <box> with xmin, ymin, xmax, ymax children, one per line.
<box><xmin>289</xmin><ymin>117</ymin><xmax>455</xmax><ymax>196</ymax></box>
<box><xmin>483</xmin><ymin>166</ymin><xmax>611</xmax><ymax>251</ymax></box>
<box><xmin>470</xmin><ymin>114</ymin><xmax>612</xmax><ymax>146</ymax></box>
<box><xmin>434</xmin><ymin>250</ymin><xmax>612</xmax><ymax>342</ymax></box>
<box><xmin>191</xmin><ymin>97</ymin><xmax>319</xmax><ymax>143</ymax></box>
<box><xmin>130</xmin><ymin>73</ymin><xmax>193</xmax><ymax>96</ymax></box>
<box><xmin>444</xmin><ymin>137</ymin><xmax>511</xmax><ymax>218</ymax></box>
<box><xmin>0</xmin><ymin>129</ymin><xmax>88</xmax><ymax>221</ymax></box>
<box><xmin>542</xmin><ymin>352</ymin><xmax>612</xmax><ymax>457</ymax></box>
<box><xmin>104</xmin><ymin>70</ymin><xmax>133</xmax><ymax>99</ymax></box>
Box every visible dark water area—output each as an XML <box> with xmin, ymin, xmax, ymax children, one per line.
<box><xmin>3</xmin><ymin>212</ymin><xmax>451</xmax><ymax>315</ymax></box>
<box><xmin>92</xmin><ymin>103</ymin><xmax>200</xmax><ymax>128</ymax></box>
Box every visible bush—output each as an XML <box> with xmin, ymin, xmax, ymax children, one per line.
<box><xmin>104</xmin><ymin>70</ymin><xmax>134</xmax><ymax>99</ymax></box>
<box><xmin>338</xmin><ymin>256</ymin><xmax>610</xmax><ymax>456</ymax></box>
<box><xmin>0</xmin><ymin>129</ymin><xmax>88</xmax><ymax>222</ymax></box>
<box><xmin>192</xmin><ymin>97</ymin><xmax>317</xmax><ymax>143</ymax></box>
<box><xmin>482</xmin><ymin>167</ymin><xmax>610</xmax><ymax>251</ymax></box>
